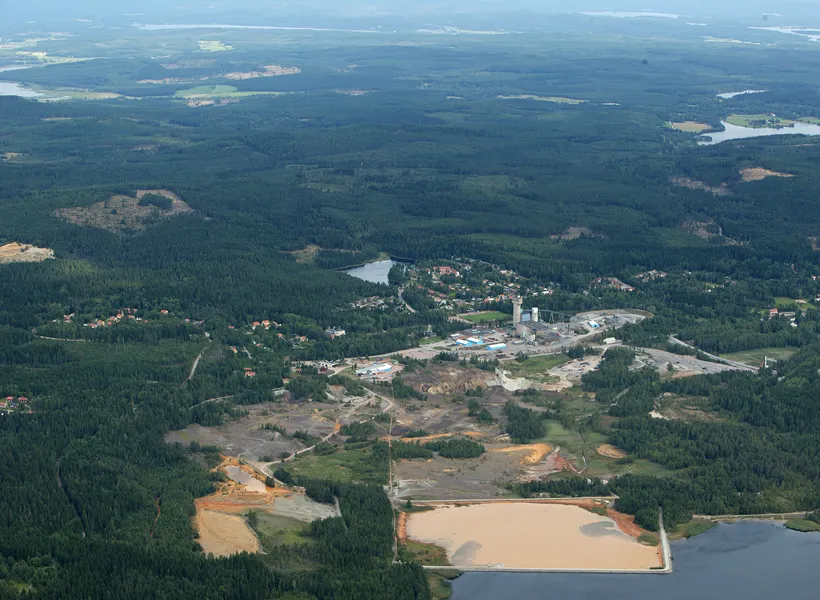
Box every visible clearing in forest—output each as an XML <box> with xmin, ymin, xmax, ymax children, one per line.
<box><xmin>669</xmin><ymin>121</ymin><xmax>711</xmax><ymax>133</ymax></box>
<box><xmin>596</xmin><ymin>443</ymin><xmax>627</xmax><ymax>459</ymax></box>
<box><xmin>0</xmin><ymin>242</ymin><xmax>54</xmax><ymax>264</ymax></box>
<box><xmin>55</xmin><ymin>189</ymin><xmax>193</xmax><ymax>232</ymax></box>
<box><xmin>195</xmin><ymin>510</ymin><xmax>260</xmax><ymax>557</ymax></box>
<box><xmin>198</xmin><ymin>40</ymin><xmax>233</xmax><ymax>52</ymax></box>
<box><xmin>497</xmin><ymin>94</ymin><xmax>586</xmax><ymax>104</ymax></box>
<box><xmin>224</xmin><ymin>65</ymin><xmax>301</xmax><ymax>80</ymax></box>
<box><xmin>739</xmin><ymin>167</ymin><xmax>794</xmax><ymax>182</ymax></box>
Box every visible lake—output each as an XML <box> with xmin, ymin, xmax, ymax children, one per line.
<box><xmin>451</xmin><ymin>521</ymin><xmax>820</xmax><ymax>600</ymax></box>
<box><xmin>699</xmin><ymin>121</ymin><xmax>820</xmax><ymax>145</ymax></box>
<box><xmin>0</xmin><ymin>81</ymin><xmax>42</xmax><ymax>98</ymax></box>
<box><xmin>717</xmin><ymin>90</ymin><xmax>766</xmax><ymax>99</ymax></box>
<box><xmin>343</xmin><ymin>259</ymin><xmax>397</xmax><ymax>284</ymax></box>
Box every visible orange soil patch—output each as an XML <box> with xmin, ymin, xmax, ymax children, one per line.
<box><xmin>397</xmin><ymin>510</ymin><xmax>408</xmax><ymax>541</ymax></box>
<box><xmin>0</xmin><ymin>242</ymin><xmax>54</xmax><ymax>264</ymax></box>
<box><xmin>740</xmin><ymin>167</ymin><xmax>794</xmax><ymax>182</ymax></box>
<box><xmin>597</xmin><ymin>444</ymin><xmax>627</xmax><ymax>459</ymax></box>
<box><xmin>492</xmin><ymin>443</ymin><xmax>552</xmax><ymax>465</ymax></box>
<box><xmin>55</xmin><ymin>189</ymin><xmax>193</xmax><ymax>232</ymax></box>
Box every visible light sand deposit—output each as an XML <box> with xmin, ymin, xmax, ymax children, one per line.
<box><xmin>597</xmin><ymin>444</ymin><xmax>627</xmax><ymax>459</ymax></box>
<box><xmin>0</xmin><ymin>242</ymin><xmax>54</xmax><ymax>264</ymax></box>
<box><xmin>405</xmin><ymin>503</ymin><xmax>661</xmax><ymax>569</ymax></box>
<box><xmin>740</xmin><ymin>167</ymin><xmax>793</xmax><ymax>182</ymax></box>
<box><xmin>195</xmin><ymin>509</ymin><xmax>260</xmax><ymax>556</ymax></box>
<box><xmin>498</xmin><ymin>94</ymin><xmax>586</xmax><ymax>104</ymax></box>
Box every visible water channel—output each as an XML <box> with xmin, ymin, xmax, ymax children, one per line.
<box><xmin>451</xmin><ymin>521</ymin><xmax>820</xmax><ymax>600</ymax></box>
<box><xmin>699</xmin><ymin>121</ymin><xmax>820</xmax><ymax>145</ymax></box>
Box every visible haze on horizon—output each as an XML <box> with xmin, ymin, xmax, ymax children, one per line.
<box><xmin>3</xmin><ymin>0</ymin><xmax>820</xmax><ymax>27</ymax></box>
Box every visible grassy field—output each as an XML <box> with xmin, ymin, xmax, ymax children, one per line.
<box><xmin>668</xmin><ymin>121</ymin><xmax>711</xmax><ymax>133</ymax></box>
<box><xmin>459</xmin><ymin>311</ymin><xmax>511</xmax><ymax>324</ymax></box>
<box><xmin>670</xmin><ymin>519</ymin><xmax>716</xmax><ymax>541</ymax></box>
<box><xmin>198</xmin><ymin>40</ymin><xmax>233</xmax><ymax>52</ymax></box>
<box><xmin>720</xmin><ymin>347</ymin><xmax>797</xmax><ymax>366</ymax></box>
<box><xmin>503</xmin><ymin>354</ymin><xmax>570</xmax><ymax>382</ymax></box>
<box><xmin>252</xmin><ymin>513</ymin><xmax>309</xmax><ymax>548</ymax></box>
<box><xmin>419</xmin><ymin>336</ymin><xmax>444</xmax><ymax>345</ymax></box>
<box><xmin>400</xmin><ymin>539</ymin><xmax>451</xmax><ymax>566</ymax></box>
<box><xmin>426</xmin><ymin>571</ymin><xmax>457</xmax><ymax>600</ymax></box>
<box><xmin>723</xmin><ymin>114</ymin><xmax>820</xmax><ymax>128</ymax></box>
<box><xmin>286</xmin><ymin>445</ymin><xmax>386</xmax><ymax>484</ymax></box>
<box><xmin>785</xmin><ymin>518</ymin><xmax>820</xmax><ymax>533</ymax></box>
<box><xmin>774</xmin><ymin>297</ymin><xmax>816</xmax><ymax>310</ymax></box>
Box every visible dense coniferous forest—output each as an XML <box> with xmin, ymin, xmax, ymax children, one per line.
<box><xmin>3</xmin><ymin>8</ymin><xmax>820</xmax><ymax>597</ymax></box>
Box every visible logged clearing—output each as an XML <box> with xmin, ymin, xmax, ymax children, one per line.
<box><xmin>0</xmin><ymin>242</ymin><xmax>54</xmax><ymax>264</ymax></box>
<box><xmin>224</xmin><ymin>65</ymin><xmax>301</xmax><ymax>80</ymax></box>
<box><xmin>672</xmin><ymin>177</ymin><xmax>731</xmax><ymax>196</ymax></box>
<box><xmin>597</xmin><ymin>444</ymin><xmax>627</xmax><ymax>459</ymax></box>
<box><xmin>498</xmin><ymin>94</ymin><xmax>585</xmax><ymax>104</ymax></box>
<box><xmin>670</xmin><ymin>121</ymin><xmax>711</xmax><ymax>133</ymax></box>
<box><xmin>740</xmin><ymin>167</ymin><xmax>794</xmax><ymax>182</ymax></box>
<box><xmin>199</xmin><ymin>40</ymin><xmax>233</xmax><ymax>52</ymax></box>
<box><xmin>550</xmin><ymin>226</ymin><xmax>602</xmax><ymax>240</ymax></box>
<box><xmin>406</xmin><ymin>502</ymin><xmax>661</xmax><ymax>570</ymax></box>
<box><xmin>195</xmin><ymin>510</ymin><xmax>260</xmax><ymax>557</ymax></box>
<box><xmin>55</xmin><ymin>189</ymin><xmax>193</xmax><ymax>232</ymax></box>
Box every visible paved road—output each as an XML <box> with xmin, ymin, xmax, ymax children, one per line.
<box><xmin>668</xmin><ymin>336</ymin><xmax>757</xmax><ymax>372</ymax></box>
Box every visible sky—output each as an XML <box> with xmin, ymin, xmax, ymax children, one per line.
<box><xmin>2</xmin><ymin>0</ymin><xmax>820</xmax><ymax>27</ymax></box>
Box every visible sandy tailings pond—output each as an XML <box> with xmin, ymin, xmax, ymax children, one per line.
<box><xmin>406</xmin><ymin>502</ymin><xmax>661</xmax><ymax>570</ymax></box>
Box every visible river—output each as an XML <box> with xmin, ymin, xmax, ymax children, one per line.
<box><xmin>699</xmin><ymin>121</ymin><xmax>820</xmax><ymax>145</ymax></box>
<box><xmin>451</xmin><ymin>521</ymin><xmax>820</xmax><ymax>599</ymax></box>
<box><xmin>343</xmin><ymin>259</ymin><xmax>397</xmax><ymax>284</ymax></box>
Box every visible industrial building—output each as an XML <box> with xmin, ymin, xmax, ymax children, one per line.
<box><xmin>512</xmin><ymin>297</ymin><xmax>570</xmax><ymax>342</ymax></box>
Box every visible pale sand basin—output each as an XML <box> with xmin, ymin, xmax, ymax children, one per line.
<box><xmin>406</xmin><ymin>503</ymin><xmax>661</xmax><ymax>569</ymax></box>
<box><xmin>740</xmin><ymin>167</ymin><xmax>793</xmax><ymax>182</ymax></box>
<box><xmin>498</xmin><ymin>94</ymin><xmax>585</xmax><ymax>104</ymax></box>
<box><xmin>195</xmin><ymin>509</ymin><xmax>259</xmax><ymax>557</ymax></box>
<box><xmin>225</xmin><ymin>465</ymin><xmax>267</xmax><ymax>493</ymax></box>
<box><xmin>0</xmin><ymin>242</ymin><xmax>54</xmax><ymax>264</ymax></box>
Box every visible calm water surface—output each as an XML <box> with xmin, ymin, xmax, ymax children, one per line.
<box><xmin>452</xmin><ymin>522</ymin><xmax>820</xmax><ymax>600</ymax></box>
<box><xmin>0</xmin><ymin>81</ymin><xmax>41</xmax><ymax>98</ymax></box>
<box><xmin>699</xmin><ymin>121</ymin><xmax>820</xmax><ymax>145</ymax></box>
<box><xmin>343</xmin><ymin>259</ymin><xmax>396</xmax><ymax>284</ymax></box>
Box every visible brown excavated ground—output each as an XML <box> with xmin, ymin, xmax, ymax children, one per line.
<box><xmin>739</xmin><ymin>167</ymin><xmax>793</xmax><ymax>182</ymax></box>
<box><xmin>0</xmin><ymin>242</ymin><xmax>54</xmax><ymax>264</ymax></box>
<box><xmin>55</xmin><ymin>189</ymin><xmax>193</xmax><ymax>232</ymax></box>
<box><xmin>194</xmin><ymin>457</ymin><xmax>338</xmax><ymax>556</ymax></box>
